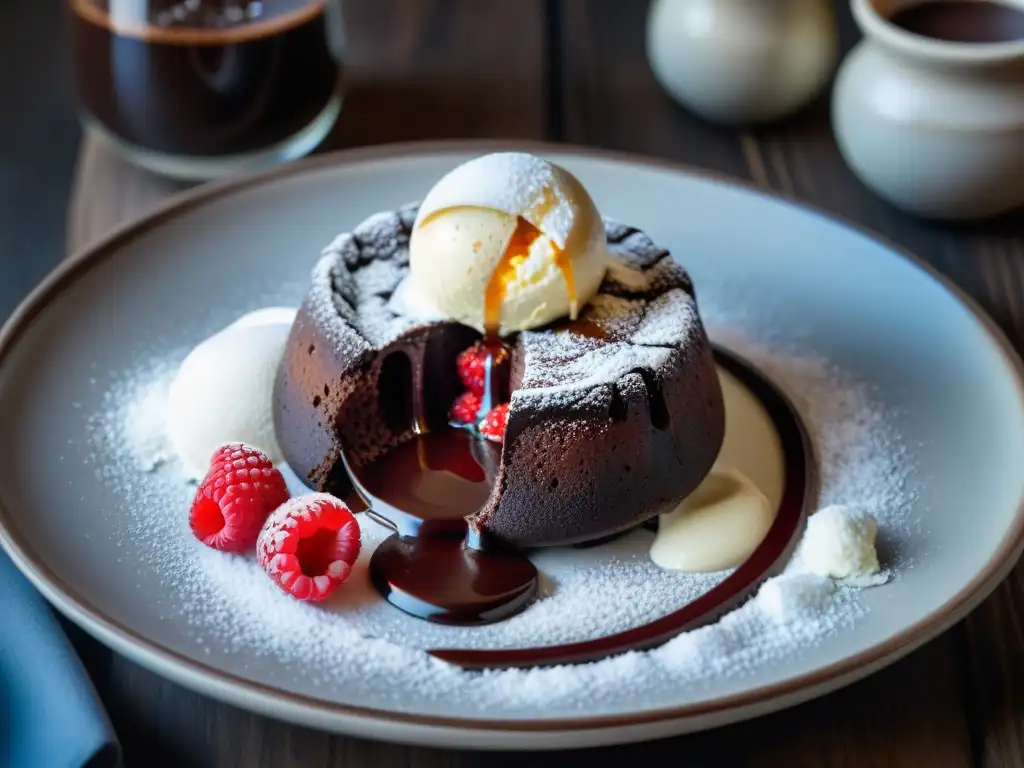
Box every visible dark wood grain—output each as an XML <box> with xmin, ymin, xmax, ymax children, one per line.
<box><xmin>0</xmin><ymin>0</ymin><xmax>80</xmax><ymax>315</ymax></box>
<box><xmin>329</xmin><ymin>0</ymin><xmax>547</xmax><ymax>146</ymax></box>
<box><xmin>963</xmin><ymin>569</ymin><xmax>1024</xmax><ymax>767</ymax></box>
<box><xmin>64</xmin><ymin>0</ymin><xmax>1024</xmax><ymax>766</ymax></box>
<box><xmin>67</xmin><ymin>138</ymin><xmax>183</xmax><ymax>254</ymax></box>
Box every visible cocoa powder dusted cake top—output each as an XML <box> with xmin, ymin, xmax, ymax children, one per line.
<box><xmin>273</xmin><ymin>199</ymin><xmax>724</xmax><ymax>549</ymax></box>
<box><xmin>310</xmin><ymin>200</ymin><xmax>703</xmax><ymax>399</ymax></box>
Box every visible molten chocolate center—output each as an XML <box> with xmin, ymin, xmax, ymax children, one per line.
<box><xmin>344</xmin><ymin>210</ymin><xmax>605</xmax><ymax>625</ymax></box>
<box><xmin>343</xmin><ymin>336</ymin><xmax>538</xmax><ymax>626</ymax></box>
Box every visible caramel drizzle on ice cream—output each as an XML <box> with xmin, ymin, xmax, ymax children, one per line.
<box><xmin>483</xmin><ymin>217</ymin><xmax>544</xmax><ymax>336</ymax></box>
<box><xmin>483</xmin><ymin>218</ymin><xmax>577</xmax><ymax>336</ymax></box>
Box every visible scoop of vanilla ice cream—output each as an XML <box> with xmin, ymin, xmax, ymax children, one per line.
<box><xmin>167</xmin><ymin>313</ymin><xmax>293</xmax><ymax>478</ymax></box>
<box><xmin>408</xmin><ymin>152</ymin><xmax>608</xmax><ymax>334</ymax></box>
<box><xmin>800</xmin><ymin>504</ymin><xmax>887</xmax><ymax>586</ymax></box>
<box><xmin>229</xmin><ymin>306</ymin><xmax>297</xmax><ymax>330</ymax></box>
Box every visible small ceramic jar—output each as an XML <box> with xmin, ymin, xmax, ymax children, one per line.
<box><xmin>646</xmin><ymin>0</ymin><xmax>838</xmax><ymax>124</ymax></box>
<box><xmin>833</xmin><ymin>0</ymin><xmax>1024</xmax><ymax>220</ymax></box>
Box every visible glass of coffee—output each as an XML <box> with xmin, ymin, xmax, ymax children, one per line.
<box><xmin>70</xmin><ymin>1</ymin><xmax>344</xmax><ymax>180</ymax></box>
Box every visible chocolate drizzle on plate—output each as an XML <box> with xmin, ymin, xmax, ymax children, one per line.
<box><xmin>425</xmin><ymin>345</ymin><xmax>816</xmax><ymax>669</ymax></box>
<box><xmin>342</xmin><ymin>339</ymin><xmax>812</xmax><ymax>656</ymax></box>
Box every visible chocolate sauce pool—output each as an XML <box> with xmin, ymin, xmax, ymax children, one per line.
<box><xmin>342</xmin><ymin>341</ymin><xmax>538</xmax><ymax>626</ymax></box>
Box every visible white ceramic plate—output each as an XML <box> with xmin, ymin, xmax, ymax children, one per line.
<box><xmin>2</xmin><ymin>142</ymin><xmax>1024</xmax><ymax>750</ymax></box>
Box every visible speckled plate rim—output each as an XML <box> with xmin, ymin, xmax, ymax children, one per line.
<box><xmin>2</xmin><ymin>139</ymin><xmax>1024</xmax><ymax>749</ymax></box>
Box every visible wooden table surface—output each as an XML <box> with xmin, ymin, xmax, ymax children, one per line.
<box><xmin>65</xmin><ymin>1</ymin><xmax>1024</xmax><ymax>766</ymax></box>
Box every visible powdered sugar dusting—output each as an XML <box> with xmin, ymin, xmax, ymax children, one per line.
<box><xmin>711</xmin><ymin>328</ymin><xmax>918</xmax><ymax>548</ymax></box>
<box><xmin>88</xmin><ymin>353</ymin><xmax>181</xmax><ymax>475</ymax></box>
<box><xmin>74</xmin><ymin>202</ymin><xmax>919</xmax><ymax>715</ymax></box>
<box><xmin>84</xmin><ymin>311</ymin><xmax>916</xmax><ymax>713</ymax></box>
<box><xmin>516</xmin><ymin>334</ymin><xmax>671</xmax><ymax>397</ymax></box>
<box><xmin>512</xmin><ymin>286</ymin><xmax>701</xmax><ymax>403</ymax></box>
<box><xmin>305</xmin><ymin>207</ymin><xmax>703</xmax><ymax>415</ymax></box>
<box><xmin>415</xmin><ymin>153</ymin><xmax>577</xmax><ymax>248</ymax></box>
<box><xmin>604</xmin><ymin>259</ymin><xmax>649</xmax><ymax>293</ymax></box>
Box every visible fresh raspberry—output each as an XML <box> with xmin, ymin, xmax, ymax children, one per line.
<box><xmin>456</xmin><ymin>343</ymin><xmax>489</xmax><ymax>396</ymax></box>
<box><xmin>479</xmin><ymin>403</ymin><xmax>510</xmax><ymax>442</ymax></box>
<box><xmin>189</xmin><ymin>443</ymin><xmax>290</xmax><ymax>553</ymax></box>
<box><xmin>449</xmin><ymin>390</ymin><xmax>482</xmax><ymax>424</ymax></box>
<box><xmin>257</xmin><ymin>493</ymin><xmax>361</xmax><ymax>601</ymax></box>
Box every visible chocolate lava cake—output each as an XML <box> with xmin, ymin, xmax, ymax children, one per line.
<box><xmin>273</xmin><ymin>203</ymin><xmax>725</xmax><ymax>548</ymax></box>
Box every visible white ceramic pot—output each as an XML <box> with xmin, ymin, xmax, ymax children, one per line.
<box><xmin>833</xmin><ymin>0</ymin><xmax>1024</xmax><ymax>220</ymax></box>
<box><xmin>646</xmin><ymin>0</ymin><xmax>838</xmax><ymax>124</ymax></box>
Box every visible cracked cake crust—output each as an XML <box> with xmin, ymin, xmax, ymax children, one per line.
<box><xmin>273</xmin><ymin>204</ymin><xmax>725</xmax><ymax>548</ymax></box>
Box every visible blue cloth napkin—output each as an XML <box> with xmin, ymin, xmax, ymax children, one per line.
<box><xmin>1</xmin><ymin>552</ymin><xmax>121</xmax><ymax>768</ymax></box>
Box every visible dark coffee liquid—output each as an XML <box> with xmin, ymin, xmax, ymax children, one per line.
<box><xmin>889</xmin><ymin>1</ymin><xmax>1024</xmax><ymax>43</ymax></box>
<box><xmin>71</xmin><ymin>1</ymin><xmax>341</xmax><ymax>156</ymax></box>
